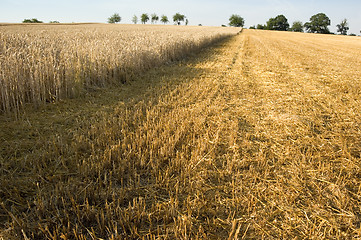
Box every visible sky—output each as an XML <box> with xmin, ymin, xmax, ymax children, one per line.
<box><xmin>1</xmin><ymin>0</ymin><xmax>360</xmax><ymax>34</ymax></box>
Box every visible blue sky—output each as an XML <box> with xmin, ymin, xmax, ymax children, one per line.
<box><xmin>1</xmin><ymin>0</ymin><xmax>360</xmax><ymax>34</ymax></box>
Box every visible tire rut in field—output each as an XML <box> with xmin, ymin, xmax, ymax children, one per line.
<box><xmin>227</xmin><ymin>33</ymin><xmax>245</xmax><ymax>72</ymax></box>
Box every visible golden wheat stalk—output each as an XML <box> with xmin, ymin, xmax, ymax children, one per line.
<box><xmin>0</xmin><ymin>24</ymin><xmax>239</xmax><ymax>113</ymax></box>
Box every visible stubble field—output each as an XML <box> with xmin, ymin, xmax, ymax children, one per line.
<box><xmin>1</xmin><ymin>27</ymin><xmax>361</xmax><ymax>239</ymax></box>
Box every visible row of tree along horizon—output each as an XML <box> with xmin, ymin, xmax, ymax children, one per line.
<box><xmin>22</xmin><ymin>13</ymin><xmax>188</xmax><ymax>25</ymax></box>
<box><xmin>22</xmin><ymin>12</ymin><xmax>358</xmax><ymax>36</ymax></box>
<box><xmin>108</xmin><ymin>13</ymin><xmax>188</xmax><ymax>25</ymax></box>
<box><xmin>241</xmin><ymin>13</ymin><xmax>356</xmax><ymax>36</ymax></box>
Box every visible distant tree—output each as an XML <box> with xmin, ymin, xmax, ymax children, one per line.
<box><xmin>173</xmin><ymin>13</ymin><xmax>185</xmax><ymax>25</ymax></box>
<box><xmin>221</xmin><ymin>24</ymin><xmax>227</xmax><ymax>27</ymax></box>
<box><xmin>160</xmin><ymin>15</ymin><xmax>169</xmax><ymax>24</ymax></box>
<box><xmin>336</xmin><ymin>19</ymin><xmax>349</xmax><ymax>35</ymax></box>
<box><xmin>349</xmin><ymin>33</ymin><xmax>356</xmax><ymax>36</ymax></box>
<box><xmin>49</xmin><ymin>21</ymin><xmax>60</xmax><ymax>23</ymax></box>
<box><xmin>132</xmin><ymin>15</ymin><xmax>138</xmax><ymax>24</ymax></box>
<box><xmin>108</xmin><ymin>13</ymin><xmax>121</xmax><ymax>24</ymax></box>
<box><xmin>229</xmin><ymin>14</ymin><xmax>245</xmax><ymax>27</ymax></box>
<box><xmin>304</xmin><ymin>13</ymin><xmax>331</xmax><ymax>34</ymax></box>
<box><xmin>23</xmin><ymin>18</ymin><xmax>43</xmax><ymax>23</ymax></box>
<box><xmin>151</xmin><ymin>13</ymin><xmax>159</xmax><ymax>24</ymax></box>
<box><xmin>290</xmin><ymin>21</ymin><xmax>304</xmax><ymax>32</ymax></box>
<box><xmin>249</xmin><ymin>25</ymin><xmax>256</xmax><ymax>29</ymax></box>
<box><xmin>257</xmin><ymin>24</ymin><xmax>266</xmax><ymax>30</ymax></box>
<box><xmin>266</xmin><ymin>15</ymin><xmax>289</xmax><ymax>31</ymax></box>
<box><xmin>185</xmin><ymin>18</ymin><xmax>189</xmax><ymax>26</ymax></box>
<box><xmin>141</xmin><ymin>13</ymin><xmax>149</xmax><ymax>24</ymax></box>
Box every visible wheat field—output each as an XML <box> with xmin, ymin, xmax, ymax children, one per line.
<box><xmin>0</xmin><ymin>24</ymin><xmax>239</xmax><ymax>113</ymax></box>
<box><xmin>1</xmin><ymin>28</ymin><xmax>361</xmax><ymax>239</ymax></box>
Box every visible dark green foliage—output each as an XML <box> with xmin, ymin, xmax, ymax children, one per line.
<box><xmin>229</xmin><ymin>14</ymin><xmax>245</xmax><ymax>27</ymax></box>
<box><xmin>266</xmin><ymin>15</ymin><xmax>289</xmax><ymax>31</ymax></box>
<box><xmin>304</xmin><ymin>13</ymin><xmax>331</xmax><ymax>34</ymax></box>
<box><xmin>290</xmin><ymin>21</ymin><xmax>304</xmax><ymax>32</ymax></box>
<box><xmin>108</xmin><ymin>13</ymin><xmax>121</xmax><ymax>24</ymax></box>
<box><xmin>337</xmin><ymin>19</ymin><xmax>349</xmax><ymax>35</ymax></box>
<box><xmin>151</xmin><ymin>14</ymin><xmax>159</xmax><ymax>24</ymax></box>
<box><xmin>141</xmin><ymin>13</ymin><xmax>149</xmax><ymax>24</ymax></box>
<box><xmin>160</xmin><ymin>15</ymin><xmax>169</xmax><ymax>24</ymax></box>
<box><xmin>23</xmin><ymin>18</ymin><xmax>43</xmax><ymax>23</ymax></box>
<box><xmin>173</xmin><ymin>13</ymin><xmax>185</xmax><ymax>25</ymax></box>
<box><xmin>257</xmin><ymin>24</ymin><xmax>266</xmax><ymax>30</ymax></box>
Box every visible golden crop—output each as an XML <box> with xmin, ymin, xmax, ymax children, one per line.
<box><xmin>1</xmin><ymin>28</ymin><xmax>361</xmax><ymax>239</ymax></box>
<box><xmin>0</xmin><ymin>24</ymin><xmax>239</xmax><ymax>113</ymax></box>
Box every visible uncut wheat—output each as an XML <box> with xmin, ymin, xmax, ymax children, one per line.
<box><xmin>0</xmin><ymin>24</ymin><xmax>240</xmax><ymax>113</ymax></box>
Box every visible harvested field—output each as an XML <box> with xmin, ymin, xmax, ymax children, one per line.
<box><xmin>1</xmin><ymin>29</ymin><xmax>361</xmax><ymax>239</ymax></box>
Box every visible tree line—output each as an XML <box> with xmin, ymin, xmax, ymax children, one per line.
<box><xmin>236</xmin><ymin>13</ymin><xmax>356</xmax><ymax>36</ymax></box>
<box><xmin>108</xmin><ymin>13</ymin><xmax>188</xmax><ymax>25</ymax></box>
<box><xmin>22</xmin><ymin>18</ymin><xmax>59</xmax><ymax>23</ymax></box>
<box><xmin>20</xmin><ymin>13</ymin><xmax>359</xmax><ymax>35</ymax></box>
<box><xmin>21</xmin><ymin>13</ymin><xmax>188</xmax><ymax>25</ymax></box>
